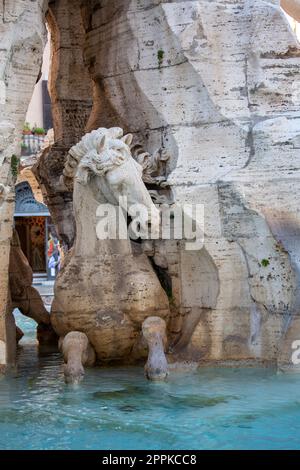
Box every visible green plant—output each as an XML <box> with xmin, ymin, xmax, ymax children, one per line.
<box><xmin>23</xmin><ymin>122</ymin><xmax>31</xmax><ymax>133</ymax></box>
<box><xmin>20</xmin><ymin>142</ymin><xmax>28</xmax><ymax>149</ymax></box>
<box><xmin>261</xmin><ymin>259</ymin><xmax>270</xmax><ymax>268</ymax></box>
<box><xmin>32</xmin><ymin>127</ymin><xmax>45</xmax><ymax>135</ymax></box>
<box><xmin>157</xmin><ymin>49</ymin><xmax>164</xmax><ymax>68</ymax></box>
<box><xmin>11</xmin><ymin>154</ymin><xmax>20</xmax><ymax>178</ymax></box>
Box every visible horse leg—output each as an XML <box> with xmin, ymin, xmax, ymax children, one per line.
<box><xmin>60</xmin><ymin>332</ymin><xmax>96</xmax><ymax>385</ymax></box>
<box><xmin>142</xmin><ymin>317</ymin><xmax>168</xmax><ymax>381</ymax></box>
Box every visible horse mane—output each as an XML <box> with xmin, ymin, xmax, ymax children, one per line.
<box><xmin>62</xmin><ymin>127</ymin><xmax>125</xmax><ymax>185</ymax></box>
<box><xmin>61</xmin><ymin>126</ymin><xmax>169</xmax><ymax>190</ymax></box>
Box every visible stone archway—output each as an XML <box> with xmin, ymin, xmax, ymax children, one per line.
<box><xmin>14</xmin><ymin>181</ymin><xmax>50</xmax><ymax>275</ymax></box>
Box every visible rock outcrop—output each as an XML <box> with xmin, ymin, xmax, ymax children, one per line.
<box><xmin>281</xmin><ymin>0</ymin><xmax>300</xmax><ymax>21</ymax></box>
<box><xmin>33</xmin><ymin>0</ymin><xmax>93</xmax><ymax>249</ymax></box>
<box><xmin>9</xmin><ymin>230</ymin><xmax>50</xmax><ymax>326</ymax></box>
<box><xmin>0</xmin><ymin>0</ymin><xmax>48</xmax><ymax>370</ymax></box>
<box><xmin>77</xmin><ymin>0</ymin><xmax>300</xmax><ymax>369</ymax></box>
<box><xmin>9</xmin><ymin>229</ymin><xmax>58</xmax><ymax>347</ymax></box>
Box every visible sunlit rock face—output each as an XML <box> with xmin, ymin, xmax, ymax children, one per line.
<box><xmin>281</xmin><ymin>0</ymin><xmax>300</xmax><ymax>22</ymax></box>
<box><xmin>0</xmin><ymin>0</ymin><xmax>48</xmax><ymax>370</ymax></box>
<box><xmin>81</xmin><ymin>0</ymin><xmax>300</xmax><ymax>366</ymax></box>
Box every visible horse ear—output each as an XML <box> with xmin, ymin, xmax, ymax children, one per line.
<box><xmin>121</xmin><ymin>134</ymin><xmax>133</xmax><ymax>147</ymax></box>
<box><xmin>98</xmin><ymin>135</ymin><xmax>107</xmax><ymax>152</ymax></box>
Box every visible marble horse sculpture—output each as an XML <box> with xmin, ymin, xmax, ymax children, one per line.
<box><xmin>50</xmin><ymin>127</ymin><xmax>170</xmax><ymax>383</ymax></box>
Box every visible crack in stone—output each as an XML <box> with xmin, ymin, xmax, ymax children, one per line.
<box><xmin>99</xmin><ymin>59</ymin><xmax>189</xmax><ymax>81</ymax></box>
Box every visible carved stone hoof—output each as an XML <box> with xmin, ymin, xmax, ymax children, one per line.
<box><xmin>64</xmin><ymin>362</ymin><xmax>85</xmax><ymax>385</ymax></box>
<box><xmin>142</xmin><ymin>316</ymin><xmax>168</xmax><ymax>381</ymax></box>
<box><xmin>61</xmin><ymin>331</ymin><xmax>96</xmax><ymax>385</ymax></box>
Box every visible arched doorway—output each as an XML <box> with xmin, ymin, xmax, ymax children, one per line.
<box><xmin>14</xmin><ymin>181</ymin><xmax>58</xmax><ymax>280</ymax></box>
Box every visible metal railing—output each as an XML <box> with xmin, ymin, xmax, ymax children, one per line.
<box><xmin>21</xmin><ymin>134</ymin><xmax>46</xmax><ymax>156</ymax></box>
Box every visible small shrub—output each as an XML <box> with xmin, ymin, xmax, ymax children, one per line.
<box><xmin>32</xmin><ymin>127</ymin><xmax>45</xmax><ymax>135</ymax></box>
<box><xmin>261</xmin><ymin>259</ymin><xmax>270</xmax><ymax>268</ymax></box>
<box><xmin>11</xmin><ymin>154</ymin><xmax>20</xmax><ymax>178</ymax></box>
<box><xmin>157</xmin><ymin>49</ymin><xmax>164</xmax><ymax>68</ymax></box>
<box><xmin>23</xmin><ymin>122</ymin><xmax>32</xmax><ymax>134</ymax></box>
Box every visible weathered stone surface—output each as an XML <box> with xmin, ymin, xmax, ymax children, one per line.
<box><xmin>0</xmin><ymin>0</ymin><xmax>48</xmax><ymax>370</ymax></box>
<box><xmin>9</xmin><ymin>228</ymin><xmax>58</xmax><ymax>352</ymax></box>
<box><xmin>33</xmin><ymin>0</ymin><xmax>93</xmax><ymax>249</ymax></box>
<box><xmin>281</xmin><ymin>0</ymin><xmax>300</xmax><ymax>21</ymax></box>
<box><xmin>79</xmin><ymin>0</ymin><xmax>300</xmax><ymax>367</ymax></box>
<box><xmin>9</xmin><ymin>229</ymin><xmax>50</xmax><ymax>326</ymax></box>
<box><xmin>33</xmin><ymin>145</ymin><xmax>75</xmax><ymax>248</ymax></box>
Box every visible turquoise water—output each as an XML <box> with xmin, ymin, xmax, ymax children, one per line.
<box><xmin>1</xmin><ymin>312</ymin><xmax>300</xmax><ymax>450</ymax></box>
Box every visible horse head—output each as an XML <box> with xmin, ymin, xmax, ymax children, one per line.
<box><xmin>63</xmin><ymin>127</ymin><xmax>160</xmax><ymax>239</ymax></box>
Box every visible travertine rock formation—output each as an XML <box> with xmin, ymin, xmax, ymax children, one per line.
<box><xmin>0</xmin><ymin>0</ymin><xmax>48</xmax><ymax>370</ymax></box>
<box><xmin>9</xmin><ymin>229</ymin><xmax>50</xmax><ymax>327</ymax></box>
<box><xmin>33</xmin><ymin>0</ymin><xmax>93</xmax><ymax>249</ymax></box>
<box><xmin>9</xmin><ymin>229</ymin><xmax>57</xmax><ymax>350</ymax></box>
<box><xmin>79</xmin><ymin>0</ymin><xmax>300</xmax><ymax>368</ymax></box>
<box><xmin>281</xmin><ymin>0</ymin><xmax>300</xmax><ymax>21</ymax></box>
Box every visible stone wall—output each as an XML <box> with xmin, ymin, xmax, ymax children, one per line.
<box><xmin>0</xmin><ymin>0</ymin><xmax>48</xmax><ymax>369</ymax></box>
